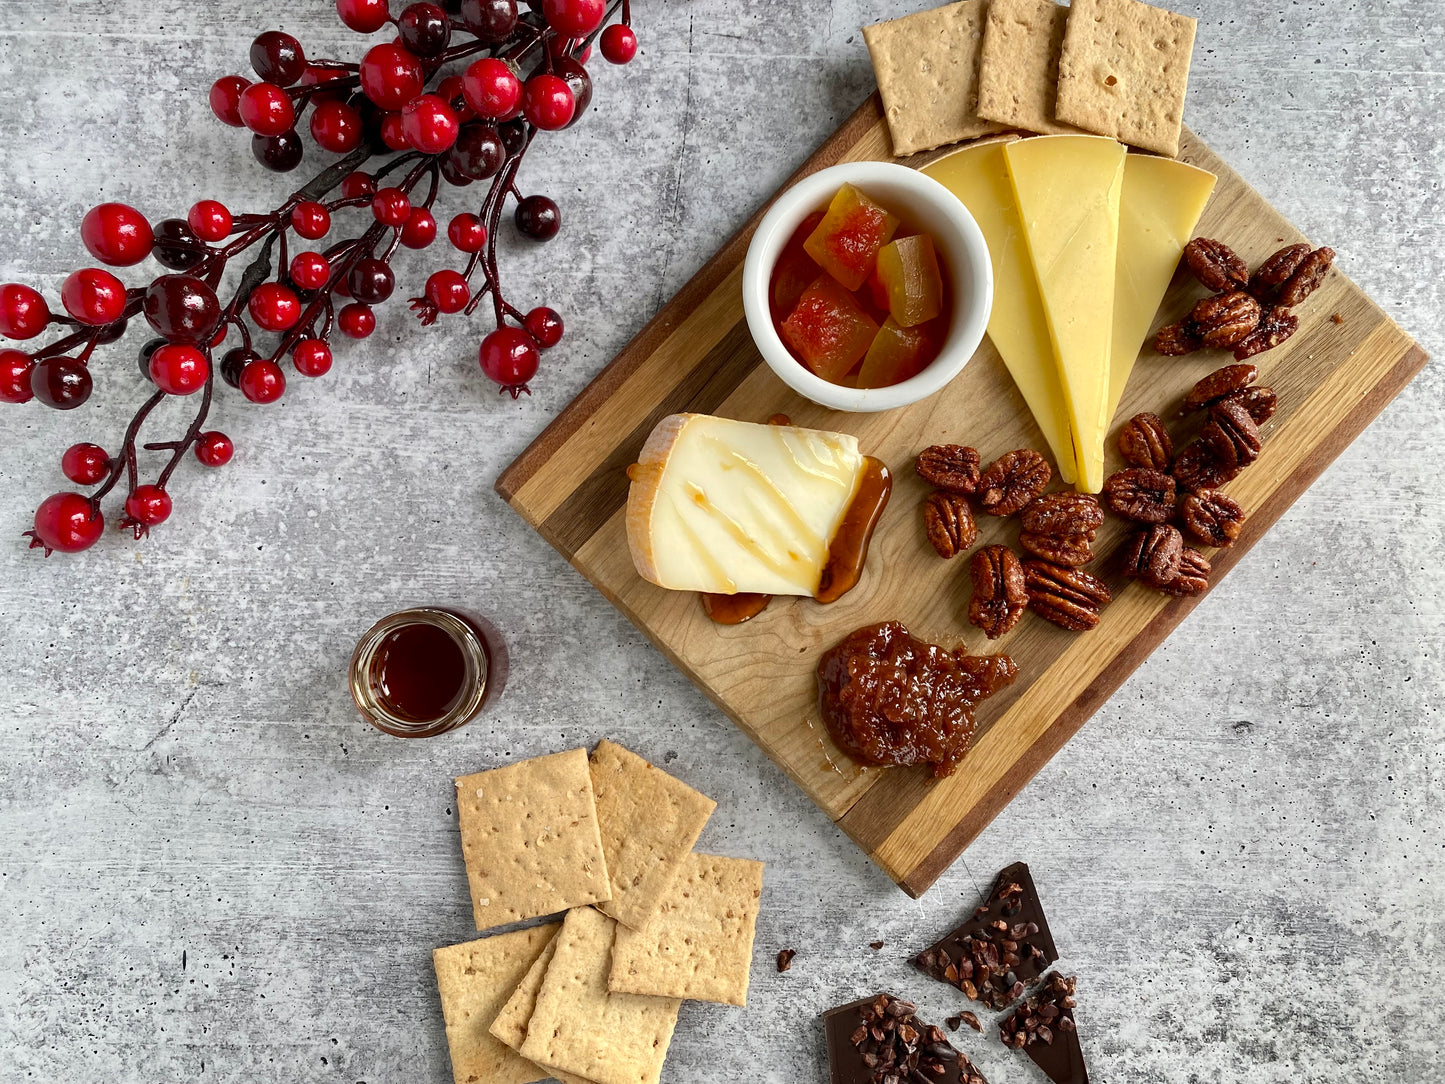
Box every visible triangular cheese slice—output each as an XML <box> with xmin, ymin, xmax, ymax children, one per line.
<box><xmin>1004</xmin><ymin>135</ymin><xmax>1126</xmax><ymax>493</ymax></box>
<box><xmin>1108</xmin><ymin>155</ymin><xmax>1217</xmax><ymax>422</ymax></box>
<box><xmin>923</xmin><ymin>141</ymin><xmax>1078</xmax><ymax>485</ymax></box>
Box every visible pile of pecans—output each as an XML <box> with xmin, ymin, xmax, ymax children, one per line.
<box><xmin>845</xmin><ymin>994</ymin><xmax>985</xmax><ymax>1084</ymax></box>
<box><xmin>917</xmin><ymin>446</ymin><xmax>1111</xmax><ymax>639</ymax></box>
<box><xmin>998</xmin><ymin>972</ymin><xmax>1078</xmax><ymax>1050</ymax></box>
<box><xmin>1154</xmin><ymin>238</ymin><xmax>1334</xmax><ymax>361</ymax></box>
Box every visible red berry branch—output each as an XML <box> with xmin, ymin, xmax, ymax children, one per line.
<box><xmin>0</xmin><ymin>0</ymin><xmax>638</xmax><ymax>556</ymax></box>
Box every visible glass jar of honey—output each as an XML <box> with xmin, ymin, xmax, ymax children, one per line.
<box><xmin>349</xmin><ymin>607</ymin><xmax>506</xmax><ymax>738</ymax></box>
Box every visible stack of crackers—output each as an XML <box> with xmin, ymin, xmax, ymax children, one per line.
<box><xmin>863</xmin><ymin>0</ymin><xmax>1198</xmax><ymax>158</ymax></box>
<box><xmin>432</xmin><ymin>742</ymin><xmax>764</xmax><ymax>1084</ymax></box>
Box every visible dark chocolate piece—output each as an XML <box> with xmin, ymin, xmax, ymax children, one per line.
<box><xmin>913</xmin><ymin>861</ymin><xmax>1058</xmax><ymax>1010</ymax></box>
<box><xmin>777</xmin><ymin>948</ymin><xmax>797</xmax><ymax>972</ymax></box>
<box><xmin>823</xmin><ymin>992</ymin><xmax>987</xmax><ymax>1084</ymax></box>
<box><xmin>998</xmin><ymin>972</ymin><xmax>1087</xmax><ymax>1084</ymax></box>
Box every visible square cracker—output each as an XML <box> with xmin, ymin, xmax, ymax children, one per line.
<box><xmin>433</xmin><ymin>923</ymin><xmax>560</xmax><ymax>1084</ymax></box>
<box><xmin>1055</xmin><ymin>0</ymin><xmax>1197</xmax><ymax>156</ymax></box>
<box><xmin>489</xmin><ymin>931</ymin><xmax>594</xmax><ymax>1084</ymax></box>
<box><xmin>456</xmin><ymin>749</ymin><xmax>611</xmax><ymax>932</ymax></box>
<box><xmin>589</xmin><ymin>740</ymin><xmax>716</xmax><ymax>931</ymax></box>
<box><xmin>519</xmin><ymin>907</ymin><xmax>681</xmax><ymax>1084</ymax></box>
<box><xmin>608</xmin><ymin>853</ymin><xmax>764</xmax><ymax>1007</ymax></box>
<box><xmin>862</xmin><ymin>1</ymin><xmax>1005</xmax><ymax>157</ymax></box>
<box><xmin>977</xmin><ymin>0</ymin><xmax>1083</xmax><ymax>135</ymax></box>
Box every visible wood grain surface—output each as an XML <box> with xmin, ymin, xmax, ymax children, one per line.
<box><xmin>496</xmin><ymin>94</ymin><xmax>1425</xmax><ymax>896</ymax></box>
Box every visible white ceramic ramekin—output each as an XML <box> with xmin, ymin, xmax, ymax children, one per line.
<box><xmin>741</xmin><ymin>161</ymin><xmax>993</xmax><ymax>413</ymax></box>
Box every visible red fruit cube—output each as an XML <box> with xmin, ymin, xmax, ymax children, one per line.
<box><xmin>770</xmin><ymin>211</ymin><xmax>825</xmax><ymax>322</ymax></box>
<box><xmin>780</xmin><ymin>274</ymin><xmax>880</xmax><ymax>382</ymax></box>
<box><xmin>803</xmin><ymin>184</ymin><xmax>900</xmax><ymax>291</ymax></box>
<box><xmin>874</xmin><ymin>233</ymin><xmax>943</xmax><ymax>327</ymax></box>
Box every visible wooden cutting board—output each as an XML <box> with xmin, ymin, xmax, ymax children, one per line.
<box><xmin>496</xmin><ymin>95</ymin><xmax>1426</xmax><ymax>897</ymax></box>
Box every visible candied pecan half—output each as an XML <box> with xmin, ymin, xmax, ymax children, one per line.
<box><xmin>1122</xmin><ymin>525</ymin><xmax>1183</xmax><ymax>588</ymax></box>
<box><xmin>1192</xmin><ymin>291</ymin><xmax>1263</xmax><ymax>349</ymax></box>
<box><xmin>977</xmin><ymin>450</ymin><xmax>1051</xmax><ymax>517</ymax></box>
<box><xmin>1160</xmin><ymin>547</ymin><xmax>1211</xmax><ymax>597</ymax></box>
<box><xmin>1023</xmin><ymin>561</ymin><xmax>1112</xmax><ymax>632</ymax></box>
<box><xmin>1020</xmin><ymin>531</ymin><xmax>1094</xmax><ymax>568</ymax></box>
<box><xmin>1200</xmin><ymin>400</ymin><xmax>1262</xmax><ymax>469</ymax></box>
<box><xmin>1233</xmin><ymin>306</ymin><xmax>1298</xmax><ymax>361</ymax></box>
<box><xmin>1172</xmin><ymin>441</ymin><xmax>1241</xmax><ymax>492</ymax></box>
<box><xmin>1180</xmin><ymin>489</ymin><xmax>1245</xmax><ymax>549</ymax></box>
<box><xmin>1219</xmin><ymin>384</ymin><xmax>1278</xmax><ymax>425</ymax></box>
<box><xmin>969</xmin><ymin>545</ymin><xmax>1027</xmax><ymax>639</ymax></box>
<box><xmin>1183</xmin><ymin>363</ymin><xmax>1258</xmax><ymax>413</ymax></box>
<box><xmin>1019</xmin><ymin>492</ymin><xmax>1104</xmax><ymax>537</ymax></box>
<box><xmin>916</xmin><ymin>444</ymin><xmax>982</xmax><ymax>496</ymax></box>
<box><xmin>1102</xmin><ymin>467</ymin><xmax>1177</xmax><ymax>524</ymax></box>
<box><xmin>1154</xmin><ymin>321</ymin><xmax>1203</xmax><ymax>357</ymax></box>
<box><xmin>1117</xmin><ymin>412</ymin><xmax>1174</xmax><ymax>470</ymax></box>
<box><xmin>924</xmin><ymin>491</ymin><xmax>978</xmax><ymax>559</ymax></box>
<box><xmin>1276</xmin><ymin>246</ymin><xmax>1335</xmax><ymax>307</ymax></box>
<box><xmin>1184</xmin><ymin>238</ymin><xmax>1249</xmax><ymax>293</ymax></box>
<box><xmin>1248</xmin><ymin>243</ymin><xmax>1311</xmax><ymax>301</ymax></box>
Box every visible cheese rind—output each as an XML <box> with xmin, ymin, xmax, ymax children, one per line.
<box><xmin>922</xmin><ymin>140</ymin><xmax>1078</xmax><ymax>485</ymax></box>
<box><xmin>626</xmin><ymin>414</ymin><xmax>865</xmax><ymax>597</ymax></box>
<box><xmin>1109</xmin><ymin>155</ymin><xmax>1216</xmax><ymax>421</ymax></box>
<box><xmin>1004</xmin><ymin>135</ymin><xmax>1126</xmax><ymax>493</ymax></box>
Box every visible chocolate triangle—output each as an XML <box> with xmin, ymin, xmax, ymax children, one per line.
<box><xmin>999</xmin><ymin>972</ymin><xmax>1087</xmax><ymax>1084</ymax></box>
<box><xmin>913</xmin><ymin>861</ymin><xmax>1059</xmax><ymax>1010</ymax></box>
<box><xmin>823</xmin><ymin>992</ymin><xmax>988</xmax><ymax>1084</ymax></box>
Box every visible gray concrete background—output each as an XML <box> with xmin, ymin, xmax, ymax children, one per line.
<box><xmin>0</xmin><ymin>1</ymin><xmax>1441</xmax><ymax>1081</ymax></box>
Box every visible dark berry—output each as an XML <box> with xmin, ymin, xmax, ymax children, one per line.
<box><xmin>498</xmin><ymin>118</ymin><xmax>528</xmax><ymax>155</ymax></box>
<box><xmin>398</xmin><ymin>3</ymin><xmax>452</xmax><ymax>56</ymax></box>
<box><xmin>220</xmin><ymin>347</ymin><xmax>255</xmax><ymax>389</ymax></box>
<box><xmin>253</xmin><ymin>129</ymin><xmax>304</xmax><ymax>172</ymax></box>
<box><xmin>552</xmin><ymin>57</ymin><xmax>592</xmax><ymax>126</ymax></box>
<box><xmin>144</xmin><ymin>275</ymin><xmax>221</xmax><ymax>344</ymax></box>
<box><xmin>449</xmin><ymin>123</ymin><xmax>505</xmax><ymax>180</ymax></box>
<box><xmin>30</xmin><ymin>357</ymin><xmax>92</xmax><ymax>410</ymax></box>
<box><xmin>137</xmin><ymin>337</ymin><xmax>167</xmax><ymax>381</ymax></box>
<box><xmin>459</xmin><ymin>0</ymin><xmax>518</xmax><ymax>40</ymax></box>
<box><xmin>251</xmin><ymin>31</ymin><xmax>307</xmax><ymax>87</ymax></box>
<box><xmin>515</xmin><ymin>195</ymin><xmax>560</xmax><ymax>241</ymax></box>
<box><xmin>347</xmin><ymin>259</ymin><xmax>396</xmax><ymax>305</ymax></box>
<box><xmin>152</xmin><ymin>220</ymin><xmax>207</xmax><ymax>272</ymax></box>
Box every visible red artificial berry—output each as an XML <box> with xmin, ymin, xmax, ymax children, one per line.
<box><xmin>400</xmin><ymin>207</ymin><xmax>437</xmax><ymax>249</ymax></box>
<box><xmin>338</xmin><ymin>302</ymin><xmax>376</xmax><ymax>339</ymax></box>
<box><xmin>248</xmin><ymin>283</ymin><xmax>303</xmax><ymax>332</ymax></box>
<box><xmin>574</xmin><ymin>43</ymin><xmax>592</xmax><ymax>65</ymax></box>
<box><xmin>542</xmin><ymin>0</ymin><xmax>605</xmax><ymax>37</ymax></box>
<box><xmin>401</xmin><ymin>94</ymin><xmax>461</xmax><ymax>153</ymax></box>
<box><xmin>436</xmin><ymin>75</ymin><xmax>473</xmax><ymax>120</ymax></box>
<box><xmin>292</xmin><ymin>339</ymin><xmax>333</xmax><ymax>377</ymax></box>
<box><xmin>61</xmin><ymin>268</ymin><xmax>127</xmax><ymax>326</ymax></box>
<box><xmin>462</xmin><ymin>58</ymin><xmax>523</xmax><ymax>120</ymax></box>
<box><xmin>291</xmin><ymin>201</ymin><xmax>332</xmax><ymax>240</ymax></box>
<box><xmin>337</xmin><ymin>0</ymin><xmax>391</xmax><ymax>33</ymax></box>
<box><xmin>299</xmin><ymin>65</ymin><xmax>349</xmax><ymax>106</ymax></box>
<box><xmin>188</xmin><ymin>200</ymin><xmax>233</xmax><ymax>243</ymax></box>
<box><xmin>125</xmin><ymin>485</ymin><xmax>172</xmax><ymax>534</ymax></box>
<box><xmin>148</xmin><ymin>343</ymin><xmax>209</xmax><ymax>395</ymax></box>
<box><xmin>290</xmin><ymin>251</ymin><xmax>332</xmax><ymax>290</ymax></box>
<box><xmin>238</xmin><ymin>82</ymin><xmax>296</xmax><ymax>137</ymax></box>
<box><xmin>195</xmin><ymin>431</ymin><xmax>234</xmax><ymax>468</ymax></box>
<box><xmin>371</xmin><ymin>187</ymin><xmax>412</xmax><ymax>227</ymax></box>
<box><xmin>425</xmin><ymin>270</ymin><xmax>470</xmax><ymax>314</ymax></box>
<box><xmin>0</xmin><ymin>284</ymin><xmax>49</xmax><ymax>340</ymax></box>
<box><xmin>359</xmin><ymin>43</ymin><xmax>424</xmax><ymax>112</ymax></box>
<box><xmin>0</xmin><ymin>349</ymin><xmax>33</xmax><ymax>403</ymax></box>
<box><xmin>81</xmin><ymin>204</ymin><xmax>154</xmax><ymax>267</ymax></box>
<box><xmin>380</xmin><ymin>111</ymin><xmax>410</xmax><ymax>151</ymax></box>
<box><xmin>523</xmin><ymin>306</ymin><xmax>564</xmax><ymax>348</ymax></box>
<box><xmin>240</xmin><ymin>358</ymin><xmax>286</xmax><ymax>403</ymax></box>
<box><xmin>62</xmin><ymin>442</ymin><xmax>111</xmax><ymax>485</ymax></box>
<box><xmin>27</xmin><ymin>493</ymin><xmax>104</xmax><ymax>555</ymax></box>
<box><xmin>447</xmin><ymin>213</ymin><xmax>487</xmax><ymax>253</ymax></box>
<box><xmin>479</xmin><ymin>325</ymin><xmax>539</xmax><ymax>392</ymax></box>
<box><xmin>522</xmin><ymin>74</ymin><xmax>575</xmax><ymax>131</ymax></box>
<box><xmin>340</xmin><ymin>172</ymin><xmax>375</xmax><ymax>200</ymax></box>
<box><xmin>310</xmin><ymin>99</ymin><xmax>364</xmax><ymax>153</ymax></box>
<box><xmin>600</xmin><ymin>23</ymin><xmax>638</xmax><ymax>65</ymax></box>
<box><xmin>209</xmin><ymin>75</ymin><xmax>252</xmax><ymax>127</ymax></box>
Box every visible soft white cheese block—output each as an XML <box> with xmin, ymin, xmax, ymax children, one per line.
<box><xmin>626</xmin><ymin>413</ymin><xmax>866</xmax><ymax>597</ymax></box>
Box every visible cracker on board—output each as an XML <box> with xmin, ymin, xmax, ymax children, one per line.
<box><xmin>862</xmin><ymin>1</ymin><xmax>1005</xmax><ymax>157</ymax></box>
<box><xmin>590</xmin><ymin>740</ymin><xmax>716</xmax><ymax>931</ymax></box>
<box><xmin>609</xmin><ymin>853</ymin><xmax>765</xmax><ymax>1007</ymax></box>
<box><xmin>977</xmin><ymin>0</ymin><xmax>1083</xmax><ymax>135</ymax></box>
<box><xmin>1055</xmin><ymin>0</ymin><xmax>1197</xmax><ymax>156</ymax></box>
<box><xmin>455</xmin><ymin>748</ymin><xmax>611</xmax><ymax>931</ymax></box>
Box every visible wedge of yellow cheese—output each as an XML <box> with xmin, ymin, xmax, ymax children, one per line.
<box><xmin>1108</xmin><ymin>155</ymin><xmax>1217</xmax><ymax>422</ymax></box>
<box><xmin>922</xmin><ymin>141</ymin><xmax>1078</xmax><ymax>486</ymax></box>
<box><xmin>1004</xmin><ymin>135</ymin><xmax>1126</xmax><ymax>493</ymax></box>
<box><xmin>625</xmin><ymin>414</ymin><xmax>865</xmax><ymax>597</ymax></box>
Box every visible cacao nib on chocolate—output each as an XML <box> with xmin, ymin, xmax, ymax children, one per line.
<box><xmin>824</xmin><ymin>992</ymin><xmax>988</xmax><ymax>1084</ymax></box>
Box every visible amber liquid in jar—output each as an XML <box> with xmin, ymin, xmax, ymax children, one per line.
<box><xmin>349</xmin><ymin>608</ymin><xmax>508</xmax><ymax>738</ymax></box>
